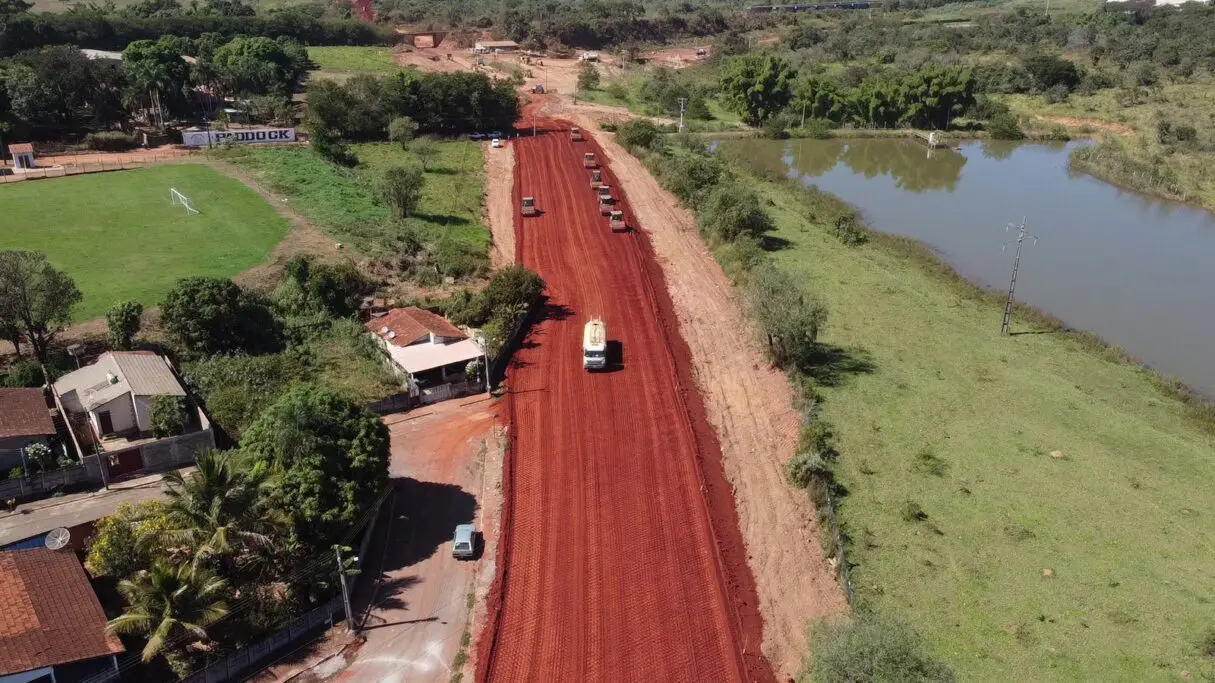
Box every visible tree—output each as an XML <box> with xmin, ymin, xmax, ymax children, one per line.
<box><xmin>745</xmin><ymin>265</ymin><xmax>827</xmax><ymax>370</ymax></box>
<box><xmin>719</xmin><ymin>55</ymin><xmax>797</xmax><ymax>126</ymax></box>
<box><xmin>280</xmin><ymin>255</ymin><xmax>368</xmax><ymax>318</ymax></box>
<box><xmin>1022</xmin><ymin>54</ymin><xmax>1081</xmax><ymax>93</ymax></box>
<box><xmin>106</xmin><ymin>562</ymin><xmax>229</xmax><ymax>665</ymax></box>
<box><xmin>241</xmin><ymin>384</ymin><xmax>389</xmax><ymax>547</ymax></box>
<box><xmin>160</xmin><ymin>277</ymin><xmax>279</xmax><ymax>356</ymax></box>
<box><xmin>809</xmin><ymin>615</ymin><xmax>955</xmax><ymax>682</ymax></box>
<box><xmin>379</xmin><ymin>165</ymin><xmax>425</xmax><ymax>218</ymax></box>
<box><xmin>122</xmin><ymin>37</ymin><xmax>191</xmax><ymax>127</ymax></box>
<box><xmin>387</xmin><ymin>115</ymin><xmax>418</xmax><ymax>148</ymax></box>
<box><xmin>0</xmin><ymin>251</ymin><xmax>81</xmax><ymax>365</ymax></box>
<box><xmin>149</xmin><ymin>395</ymin><xmax>188</xmax><ymax>438</ymax></box>
<box><xmin>161</xmin><ymin>451</ymin><xmax>277</xmax><ymax>571</ymax></box>
<box><xmin>106</xmin><ymin>300</ymin><xmax>143</xmax><ymax>350</ymax></box>
<box><xmin>212</xmin><ymin>35</ymin><xmax>307</xmax><ymax>96</ymax></box>
<box><xmin>577</xmin><ymin>62</ymin><xmax>601</xmax><ymax>91</ymax></box>
<box><xmin>410</xmin><ymin>137</ymin><xmax>439</xmax><ymax>171</ymax></box>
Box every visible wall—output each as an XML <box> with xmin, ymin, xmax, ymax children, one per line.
<box><xmin>89</xmin><ymin>394</ymin><xmax>135</xmax><ymax>435</ymax></box>
<box><xmin>139</xmin><ymin>429</ymin><xmax>214</xmax><ymax>472</ymax></box>
<box><xmin>0</xmin><ymin>436</ymin><xmax>48</xmax><ymax>472</ymax></box>
<box><xmin>132</xmin><ymin>396</ymin><xmax>152</xmax><ymax>433</ymax></box>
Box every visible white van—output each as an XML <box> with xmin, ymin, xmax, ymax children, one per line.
<box><xmin>583</xmin><ymin>319</ymin><xmax>607</xmax><ymax>370</ymax></box>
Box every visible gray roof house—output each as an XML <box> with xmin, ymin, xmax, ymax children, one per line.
<box><xmin>53</xmin><ymin>352</ymin><xmax>187</xmax><ymax>447</ymax></box>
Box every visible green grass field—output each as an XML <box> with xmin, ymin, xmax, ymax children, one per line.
<box><xmin>212</xmin><ymin>141</ymin><xmax>488</xmax><ymax>264</ymax></box>
<box><xmin>306</xmin><ymin>46</ymin><xmax>401</xmax><ymax>75</ymax></box>
<box><xmin>733</xmin><ymin>175</ymin><xmax>1215</xmax><ymax>680</ymax></box>
<box><xmin>0</xmin><ymin>164</ymin><xmax>289</xmax><ymax>322</ymax></box>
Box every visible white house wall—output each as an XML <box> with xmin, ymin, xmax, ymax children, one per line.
<box><xmin>133</xmin><ymin>395</ymin><xmax>152</xmax><ymax>432</ymax></box>
<box><xmin>89</xmin><ymin>394</ymin><xmax>136</xmax><ymax>435</ymax></box>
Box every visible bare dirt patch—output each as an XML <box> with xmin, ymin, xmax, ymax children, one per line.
<box><xmin>1035</xmin><ymin>115</ymin><xmax>1134</xmax><ymax>136</ymax></box>
<box><xmin>587</xmin><ymin>125</ymin><xmax>849</xmax><ymax>678</ymax></box>
<box><xmin>483</xmin><ymin>142</ymin><xmax>516</xmax><ymax>267</ymax></box>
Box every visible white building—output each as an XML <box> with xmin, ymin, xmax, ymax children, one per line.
<box><xmin>366</xmin><ymin>307</ymin><xmax>487</xmax><ymax>405</ymax></box>
<box><xmin>53</xmin><ymin>352</ymin><xmax>188</xmax><ymax>443</ymax></box>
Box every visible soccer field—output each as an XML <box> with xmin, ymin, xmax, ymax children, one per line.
<box><xmin>0</xmin><ymin>164</ymin><xmax>290</xmax><ymax>322</ymax></box>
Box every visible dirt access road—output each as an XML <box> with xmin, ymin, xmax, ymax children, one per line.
<box><xmin>325</xmin><ymin>398</ymin><xmax>501</xmax><ymax>683</ymax></box>
<box><xmin>474</xmin><ymin>119</ymin><xmax>773</xmax><ymax>682</ymax></box>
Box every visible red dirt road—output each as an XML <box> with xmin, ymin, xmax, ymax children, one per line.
<box><xmin>476</xmin><ymin>121</ymin><xmax>773</xmax><ymax>682</ymax></box>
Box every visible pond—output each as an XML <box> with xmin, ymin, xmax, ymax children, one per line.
<box><xmin>718</xmin><ymin>137</ymin><xmax>1215</xmax><ymax>396</ymax></box>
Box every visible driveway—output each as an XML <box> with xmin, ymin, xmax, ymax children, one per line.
<box><xmin>337</xmin><ymin>397</ymin><xmax>499</xmax><ymax>683</ymax></box>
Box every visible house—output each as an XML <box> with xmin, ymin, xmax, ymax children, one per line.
<box><xmin>53</xmin><ymin>352</ymin><xmax>188</xmax><ymax>445</ymax></box>
<box><xmin>0</xmin><ymin>389</ymin><xmax>56</xmax><ymax>474</ymax></box>
<box><xmin>474</xmin><ymin>40</ymin><xmax>520</xmax><ymax>53</ymax></box>
<box><xmin>366</xmin><ymin>308</ymin><xmax>487</xmax><ymax>405</ymax></box>
<box><xmin>6</xmin><ymin>144</ymin><xmax>35</xmax><ymax>170</ymax></box>
<box><xmin>0</xmin><ymin>548</ymin><xmax>124</xmax><ymax>683</ymax></box>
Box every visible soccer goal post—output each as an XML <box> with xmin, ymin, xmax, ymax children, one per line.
<box><xmin>170</xmin><ymin>187</ymin><xmax>200</xmax><ymax>215</ymax></box>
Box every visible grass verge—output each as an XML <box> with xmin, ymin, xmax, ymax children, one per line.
<box><xmin>734</xmin><ymin>160</ymin><xmax>1215</xmax><ymax>680</ymax></box>
<box><xmin>0</xmin><ymin>164</ymin><xmax>289</xmax><ymax>321</ymax></box>
<box><xmin>211</xmin><ymin>141</ymin><xmax>488</xmax><ymax>268</ymax></box>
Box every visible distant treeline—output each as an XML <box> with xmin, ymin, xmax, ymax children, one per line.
<box><xmin>0</xmin><ymin>11</ymin><xmax>393</xmax><ymax>57</ymax></box>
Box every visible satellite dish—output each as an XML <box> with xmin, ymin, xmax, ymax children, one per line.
<box><xmin>44</xmin><ymin>527</ymin><xmax>71</xmax><ymax>551</ymax></box>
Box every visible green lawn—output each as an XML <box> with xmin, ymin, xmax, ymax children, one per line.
<box><xmin>212</xmin><ymin>141</ymin><xmax>488</xmax><ymax>272</ymax></box>
<box><xmin>306</xmin><ymin>46</ymin><xmax>401</xmax><ymax>75</ymax></box>
<box><xmin>0</xmin><ymin>164</ymin><xmax>289</xmax><ymax>322</ymax></box>
<box><xmin>735</xmin><ymin>175</ymin><xmax>1215</xmax><ymax>680</ymax></box>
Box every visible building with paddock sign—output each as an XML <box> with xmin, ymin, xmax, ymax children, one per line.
<box><xmin>182</xmin><ymin>127</ymin><xmax>296</xmax><ymax>147</ymax></box>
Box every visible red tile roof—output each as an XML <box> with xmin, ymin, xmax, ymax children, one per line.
<box><xmin>0</xmin><ymin>389</ymin><xmax>55</xmax><ymax>439</ymax></box>
<box><xmin>0</xmin><ymin>548</ymin><xmax>124</xmax><ymax>676</ymax></box>
<box><xmin>366</xmin><ymin>307</ymin><xmax>467</xmax><ymax>347</ymax></box>
<box><xmin>7</xmin><ymin>143</ymin><xmax>33</xmax><ymax>155</ymax></box>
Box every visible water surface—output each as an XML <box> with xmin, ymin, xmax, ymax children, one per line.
<box><xmin>720</xmin><ymin>137</ymin><xmax>1215</xmax><ymax>395</ymax></box>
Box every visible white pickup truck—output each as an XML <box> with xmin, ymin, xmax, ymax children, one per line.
<box><xmin>583</xmin><ymin>319</ymin><xmax>607</xmax><ymax>370</ymax></box>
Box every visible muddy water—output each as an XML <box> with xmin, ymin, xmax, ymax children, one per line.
<box><xmin>719</xmin><ymin>137</ymin><xmax>1215</xmax><ymax>396</ymax></box>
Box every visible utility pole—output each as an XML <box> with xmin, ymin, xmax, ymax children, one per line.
<box><xmin>334</xmin><ymin>546</ymin><xmax>357</xmax><ymax>635</ymax></box>
<box><xmin>1000</xmin><ymin>217</ymin><xmax>1037</xmax><ymax>336</ymax></box>
<box><xmin>678</xmin><ymin>97</ymin><xmax>687</xmax><ymax>133</ymax></box>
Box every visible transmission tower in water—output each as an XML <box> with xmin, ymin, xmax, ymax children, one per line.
<box><xmin>1000</xmin><ymin>217</ymin><xmax>1038</xmax><ymax>335</ymax></box>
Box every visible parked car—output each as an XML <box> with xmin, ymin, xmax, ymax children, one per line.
<box><xmin>490</xmin><ymin>130</ymin><xmax>503</xmax><ymax>138</ymax></box>
<box><xmin>452</xmin><ymin>524</ymin><xmax>476</xmax><ymax>559</ymax></box>
<box><xmin>470</xmin><ymin>132</ymin><xmax>486</xmax><ymax>141</ymax></box>
<box><xmin>491</xmin><ymin>138</ymin><xmax>503</xmax><ymax>148</ymax></box>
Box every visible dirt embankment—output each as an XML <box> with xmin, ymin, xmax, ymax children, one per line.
<box><xmin>482</xmin><ymin>142</ymin><xmax>516</xmax><ymax>268</ymax></box>
<box><xmin>1034</xmin><ymin>115</ymin><xmax>1134</xmax><ymax>136</ymax></box>
<box><xmin>582</xmin><ymin>118</ymin><xmax>850</xmax><ymax>677</ymax></box>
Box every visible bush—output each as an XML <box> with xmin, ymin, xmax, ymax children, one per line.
<box><xmin>4</xmin><ymin>359</ymin><xmax>45</xmax><ymax>388</ymax></box>
<box><xmin>84</xmin><ymin>500</ymin><xmax>172</xmax><ymax>578</ymax></box>
<box><xmin>833</xmin><ymin>214</ymin><xmax>867</xmax><ymax>246</ymax></box>
<box><xmin>312</xmin><ymin>133</ymin><xmax>358</xmax><ymax>167</ymax></box>
<box><xmin>699</xmin><ymin>184</ymin><xmax>773</xmax><ymax>244</ymax></box>
<box><xmin>149</xmin><ymin>395</ymin><xmax>188</xmax><ymax>438</ymax></box>
<box><xmin>660</xmin><ymin>152</ymin><xmax>727</xmax><ymax>203</ymax></box>
<box><xmin>616</xmin><ymin>118</ymin><xmax>662</xmax><ymax>152</ymax></box>
<box><xmin>799</xmin><ymin>118</ymin><xmax>833</xmax><ymax>139</ymax></box>
<box><xmin>8</xmin><ymin>466</ymin><xmax>24</xmax><ymax>480</ymax></box>
<box><xmin>744</xmin><ymin>265</ymin><xmax>827</xmax><ymax>370</ymax></box>
<box><xmin>1042</xmin><ymin>83</ymin><xmax>1070</xmax><ymax>104</ymax></box>
<box><xmin>763</xmin><ymin>113</ymin><xmax>792</xmax><ymax>140</ymax></box>
<box><xmin>900</xmin><ymin>500</ymin><xmax>928</xmax><ymax>522</ymax></box>
<box><xmin>106</xmin><ymin>300</ymin><xmax>143</xmax><ymax>351</ymax></box>
<box><xmin>480</xmin><ymin>265</ymin><xmax>545</xmax><ymax>316</ymax></box>
<box><xmin>279</xmin><ymin>256</ymin><xmax>369</xmax><ymax>318</ymax></box>
<box><xmin>23</xmin><ymin>442</ymin><xmax>55</xmax><ymax>474</ymax></box>
<box><xmin>787</xmin><ymin>449</ymin><xmax>831</xmax><ymax>489</ymax></box>
<box><xmin>83</xmin><ymin>131</ymin><xmax>138</xmax><ymax>151</ymax></box>
<box><xmin>987</xmin><ymin>112</ymin><xmax>1024</xmax><ymax>141</ymax></box>
<box><xmin>807</xmin><ymin>614</ymin><xmax>955</xmax><ymax>683</ymax></box>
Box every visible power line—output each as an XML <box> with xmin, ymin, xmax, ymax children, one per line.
<box><xmin>1000</xmin><ymin>216</ymin><xmax>1038</xmax><ymax>336</ymax></box>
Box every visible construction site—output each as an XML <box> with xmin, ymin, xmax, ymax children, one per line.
<box><xmin>474</xmin><ymin>111</ymin><xmax>775</xmax><ymax>682</ymax></box>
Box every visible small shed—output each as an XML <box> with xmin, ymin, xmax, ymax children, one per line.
<box><xmin>474</xmin><ymin>40</ymin><xmax>520</xmax><ymax>53</ymax></box>
<box><xmin>7</xmin><ymin>143</ymin><xmax>34</xmax><ymax>170</ymax></box>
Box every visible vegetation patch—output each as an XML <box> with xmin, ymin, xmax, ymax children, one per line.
<box><xmin>0</xmin><ymin>164</ymin><xmax>289</xmax><ymax>322</ymax></box>
<box><xmin>307</xmin><ymin>46</ymin><xmax>400</xmax><ymax>74</ymax></box>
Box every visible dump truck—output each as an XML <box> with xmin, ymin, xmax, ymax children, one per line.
<box><xmin>521</xmin><ymin>196</ymin><xmax>538</xmax><ymax>217</ymax></box>
<box><xmin>571</xmin><ymin>126</ymin><xmax>583</xmax><ymax>141</ymax></box>
<box><xmin>531</xmin><ymin>83</ymin><xmax>545</xmax><ymax>94</ymax></box>
<box><xmin>583</xmin><ymin>152</ymin><xmax>596</xmax><ymax>168</ymax></box>
<box><xmin>583</xmin><ymin>319</ymin><xmax>607</xmax><ymax>370</ymax></box>
<box><xmin>590</xmin><ymin>169</ymin><xmax>603</xmax><ymax>190</ymax></box>
<box><xmin>609</xmin><ymin>210</ymin><xmax>626</xmax><ymax>232</ymax></box>
<box><xmin>598</xmin><ymin>192</ymin><xmax>615</xmax><ymax>215</ymax></box>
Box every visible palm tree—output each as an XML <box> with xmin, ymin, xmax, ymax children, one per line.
<box><xmin>160</xmin><ymin>451</ymin><xmax>279</xmax><ymax>571</ymax></box>
<box><xmin>106</xmin><ymin>562</ymin><xmax>229</xmax><ymax>663</ymax></box>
